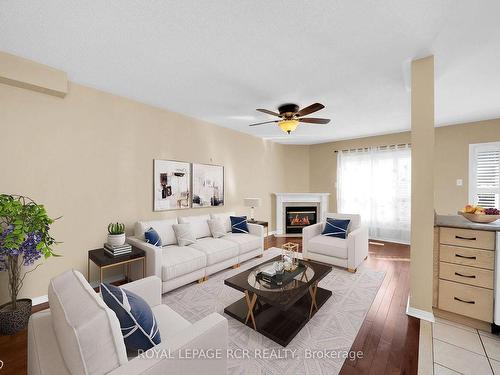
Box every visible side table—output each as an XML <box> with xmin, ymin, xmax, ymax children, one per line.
<box><xmin>88</xmin><ymin>246</ymin><xmax>146</xmax><ymax>290</ymax></box>
<box><xmin>247</xmin><ymin>219</ymin><xmax>269</xmax><ymax>237</ymax></box>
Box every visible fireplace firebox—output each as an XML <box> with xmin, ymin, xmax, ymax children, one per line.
<box><xmin>285</xmin><ymin>206</ymin><xmax>318</xmax><ymax>234</ymax></box>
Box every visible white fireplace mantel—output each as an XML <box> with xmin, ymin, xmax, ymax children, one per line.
<box><xmin>273</xmin><ymin>193</ymin><xmax>330</xmax><ymax>236</ymax></box>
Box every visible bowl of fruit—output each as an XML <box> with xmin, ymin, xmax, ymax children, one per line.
<box><xmin>458</xmin><ymin>205</ymin><xmax>500</xmax><ymax>223</ymax></box>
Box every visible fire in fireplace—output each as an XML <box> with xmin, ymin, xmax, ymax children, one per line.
<box><xmin>285</xmin><ymin>206</ymin><xmax>318</xmax><ymax>234</ymax></box>
<box><xmin>290</xmin><ymin>214</ymin><xmax>310</xmax><ymax>226</ymax></box>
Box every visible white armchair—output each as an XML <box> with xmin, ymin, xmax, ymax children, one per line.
<box><xmin>302</xmin><ymin>213</ymin><xmax>368</xmax><ymax>272</ymax></box>
<box><xmin>28</xmin><ymin>270</ymin><xmax>228</xmax><ymax>375</ymax></box>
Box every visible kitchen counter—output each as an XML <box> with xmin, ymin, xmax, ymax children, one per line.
<box><xmin>436</xmin><ymin>214</ymin><xmax>500</xmax><ymax>231</ymax></box>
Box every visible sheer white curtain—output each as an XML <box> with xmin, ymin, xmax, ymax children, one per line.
<box><xmin>337</xmin><ymin>145</ymin><xmax>411</xmax><ymax>244</ymax></box>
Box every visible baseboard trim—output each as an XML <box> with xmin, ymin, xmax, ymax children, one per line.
<box><xmin>30</xmin><ymin>273</ymin><xmax>126</xmax><ymax>306</ymax></box>
<box><xmin>31</xmin><ymin>295</ymin><xmax>48</xmax><ymax>306</ymax></box>
<box><xmin>406</xmin><ymin>296</ymin><xmax>435</xmax><ymax>322</ymax></box>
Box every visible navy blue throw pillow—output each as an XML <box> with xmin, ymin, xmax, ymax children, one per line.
<box><xmin>321</xmin><ymin>218</ymin><xmax>350</xmax><ymax>239</ymax></box>
<box><xmin>144</xmin><ymin>227</ymin><xmax>161</xmax><ymax>246</ymax></box>
<box><xmin>100</xmin><ymin>283</ymin><xmax>161</xmax><ymax>352</ymax></box>
<box><xmin>230</xmin><ymin>216</ymin><xmax>249</xmax><ymax>234</ymax></box>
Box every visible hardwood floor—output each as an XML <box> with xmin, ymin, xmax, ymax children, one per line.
<box><xmin>266</xmin><ymin>237</ymin><xmax>419</xmax><ymax>375</ymax></box>
<box><xmin>338</xmin><ymin>242</ymin><xmax>419</xmax><ymax>375</ymax></box>
<box><xmin>0</xmin><ymin>237</ymin><xmax>418</xmax><ymax>375</ymax></box>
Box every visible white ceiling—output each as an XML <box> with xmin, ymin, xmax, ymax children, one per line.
<box><xmin>1</xmin><ymin>0</ymin><xmax>499</xmax><ymax>144</ymax></box>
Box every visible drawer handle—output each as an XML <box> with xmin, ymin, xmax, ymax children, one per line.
<box><xmin>454</xmin><ymin>297</ymin><xmax>475</xmax><ymax>304</ymax></box>
<box><xmin>454</xmin><ymin>272</ymin><xmax>476</xmax><ymax>279</ymax></box>
<box><xmin>455</xmin><ymin>254</ymin><xmax>477</xmax><ymax>260</ymax></box>
<box><xmin>455</xmin><ymin>235</ymin><xmax>477</xmax><ymax>241</ymax></box>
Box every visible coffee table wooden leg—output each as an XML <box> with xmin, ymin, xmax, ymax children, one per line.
<box><xmin>309</xmin><ymin>282</ymin><xmax>318</xmax><ymax>319</ymax></box>
<box><xmin>244</xmin><ymin>290</ymin><xmax>258</xmax><ymax>330</ymax></box>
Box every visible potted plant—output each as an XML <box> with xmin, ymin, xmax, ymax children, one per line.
<box><xmin>107</xmin><ymin>222</ymin><xmax>126</xmax><ymax>246</ymax></box>
<box><xmin>0</xmin><ymin>194</ymin><xmax>59</xmax><ymax>335</ymax></box>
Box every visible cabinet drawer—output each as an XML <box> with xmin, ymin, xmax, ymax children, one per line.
<box><xmin>438</xmin><ymin>279</ymin><xmax>493</xmax><ymax>322</ymax></box>
<box><xmin>440</xmin><ymin>245</ymin><xmax>494</xmax><ymax>270</ymax></box>
<box><xmin>440</xmin><ymin>227</ymin><xmax>495</xmax><ymax>250</ymax></box>
<box><xmin>439</xmin><ymin>262</ymin><xmax>493</xmax><ymax>289</ymax></box>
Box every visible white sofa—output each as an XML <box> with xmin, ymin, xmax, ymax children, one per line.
<box><xmin>28</xmin><ymin>270</ymin><xmax>228</xmax><ymax>375</ymax></box>
<box><xmin>127</xmin><ymin>212</ymin><xmax>264</xmax><ymax>293</ymax></box>
<box><xmin>302</xmin><ymin>213</ymin><xmax>368</xmax><ymax>272</ymax></box>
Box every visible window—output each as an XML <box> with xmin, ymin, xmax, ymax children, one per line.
<box><xmin>469</xmin><ymin>142</ymin><xmax>500</xmax><ymax>208</ymax></box>
<box><xmin>337</xmin><ymin>145</ymin><xmax>411</xmax><ymax>244</ymax></box>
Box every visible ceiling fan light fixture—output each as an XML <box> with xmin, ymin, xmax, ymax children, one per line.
<box><xmin>279</xmin><ymin>119</ymin><xmax>299</xmax><ymax>134</ymax></box>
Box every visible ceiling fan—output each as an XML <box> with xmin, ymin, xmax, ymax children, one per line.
<box><xmin>249</xmin><ymin>103</ymin><xmax>331</xmax><ymax>134</ymax></box>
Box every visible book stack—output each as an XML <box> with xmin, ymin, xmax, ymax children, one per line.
<box><xmin>104</xmin><ymin>243</ymin><xmax>132</xmax><ymax>257</ymax></box>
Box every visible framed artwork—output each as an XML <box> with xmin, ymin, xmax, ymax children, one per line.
<box><xmin>153</xmin><ymin>160</ymin><xmax>191</xmax><ymax>211</ymax></box>
<box><xmin>192</xmin><ymin>163</ymin><xmax>224</xmax><ymax>208</ymax></box>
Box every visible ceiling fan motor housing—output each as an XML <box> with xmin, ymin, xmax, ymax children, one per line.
<box><xmin>278</xmin><ymin>103</ymin><xmax>300</xmax><ymax>118</ymax></box>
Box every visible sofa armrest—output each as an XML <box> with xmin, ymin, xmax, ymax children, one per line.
<box><xmin>121</xmin><ymin>276</ymin><xmax>162</xmax><ymax>307</ymax></box>
<box><xmin>302</xmin><ymin>222</ymin><xmax>323</xmax><ymax>258</ymax></box>
<box><xmin>247</xmin><ymin>222</ymin><xmax>263</xmax><ymax>238</ymax></box>
<box><xmin>127</xmin><ymin>236</ymin><xmax>163</xmax><ymax>279</ymax></box>
<box><xmin>247</xmin><ymin>223</ymin><xmax>264</xmax><ymax>254</ymax></box>
<box><xmin>109</xmin><ymin>313</ymin><xmax>228</xmax><ymax>375</ymax></box>
<box><xmin>28</xmin><ymin>311</ymin><xmax>71</xmax><ymax>375</ymax></box>
<box><xmin>347</xmin><ymin>226</ymin><xmax>369</xmax><ymax>270</ymax></box>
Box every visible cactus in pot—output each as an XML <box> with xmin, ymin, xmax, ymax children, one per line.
<box><xmin>107</xmin><ymin>222</ymin><xmax>126</xmax><ymax>247</ymax></box>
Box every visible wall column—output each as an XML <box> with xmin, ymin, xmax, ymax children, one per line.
<box><xmin>409</xmin><ymin>56</ymin><xmax>435</xmax><ymax>317</ymax></box>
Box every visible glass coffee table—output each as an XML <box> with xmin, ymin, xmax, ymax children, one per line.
<box><xmin>224</xmin><ymin>255</ymin><xmax>332</xmax><ymax>347</ymax></box>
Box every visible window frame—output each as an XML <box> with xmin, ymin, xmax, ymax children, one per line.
<box><xmin>468</xmin><ymin>141</ymin><xmax>500</xmax><ymax>207</ymax></box>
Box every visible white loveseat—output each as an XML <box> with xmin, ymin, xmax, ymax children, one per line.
<box><xmin>127</xmin><ymin>212</ymin><xmax>264</xmax><ymax>293</ymax></box>
<box><xmin>302</xmin><ymin>213</ymin><xmax>368</xmax><ymax>272</ymax></box>
<box><xmin>28</xmin><ymin>270</ymin><xmax>228</xmax><ymax>375</ymax></box>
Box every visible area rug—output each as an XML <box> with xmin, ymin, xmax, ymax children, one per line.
<box><xmin>162</xmin><ymin>247</ymin><xmax>385</xmax><ymax>375</ymax></box>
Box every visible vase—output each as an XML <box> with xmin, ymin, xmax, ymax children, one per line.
<box><xmin>107</xmin><ymin>233</ymin><xmax>126</xmax><ymax>246</ymax></box>
<box><xmin>0</xmin><ymin>298</ymin><xmax>32</xmax><ymax>335</ymax></box>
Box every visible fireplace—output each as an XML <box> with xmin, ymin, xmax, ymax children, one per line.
<box><xmin>285</xmin><ymin>206</ymin><xmax>318</xmax><ymax>234</ymax></box>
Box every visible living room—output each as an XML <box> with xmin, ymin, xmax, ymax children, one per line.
<box><xmin>1</xmin><ymin>1</ymin><xmax>500</xmax><ymax>374</ymax></box>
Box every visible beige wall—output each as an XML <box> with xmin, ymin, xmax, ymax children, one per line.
<box><xmin>309</xmin><ymin>119</ymin><xmax>500</xmax><ymax>215</ymax></box>
<box><xmin>0</xmin><ymin>81</ymin><xmax>310</xmax><ymax>303</ymax></box>
<box><xmin>434</xmin><ymin>118</ymin><xmax>500</xmax><ymax>214</ymax></box>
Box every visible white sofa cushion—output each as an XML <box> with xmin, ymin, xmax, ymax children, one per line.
<box><xmin>48</xmin><ymin>270</ymin><xmax>127</xmax><ymax>375</ymax></box>
<box><xmin>308</xmin><ymin>235</ymin><xmax>348</xmax><ymax>259</ymax></box>
<box><xmin>208</xmin><ymin>218</ymin><xmax>226</xmax><ymax>238</ymax></box>
<box><xmin>161</xmin><ymin>245</ymin><xmax>207</xmax><ymax>281</ymax></box>
<box><xmin>178</xmin><ymin>215</ymin><xmax>211</xmax><ymax>239</ymax></box>
<box><xmin>326</xmin><ymin>213</ymin><xmax>361</xmax><ymax>231</ymax></box>
<box><xmin>172</xmin><ymin>223</ymin><xmax>197</xmax><ymax>246</ymax></box>
<box><xmin>210</xmin><ymin>212</ymin><xmax>236</xmax><ymax>233</ymax></box>
<box><xmin>135</xmin><ymin>218</ymin><xmax>178</xmax><ymax>246</ymax></box>
<box><xmin>223</xmin><ymin>233</ymin><xmax>261</xmax><ymax>254</ymax></box>
<box><xmin>151</xmin><ymin>304</ymin><xmax>191</xmax><ymax>338</ymax></box>
<box><xmin>189</xmin><ymin>237</ymin><xmax>238</xmax><ymax>265</ymax></box>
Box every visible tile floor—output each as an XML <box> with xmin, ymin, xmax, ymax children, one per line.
<box><xmin>431</xmin><ymin>317</ymin><xmax>500</xmax><ymax>374</ymax></box>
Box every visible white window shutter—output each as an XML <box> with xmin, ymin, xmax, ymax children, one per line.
<box><xmin>469</xmin><ymin>143</ymin><xmax>500</xmax><ymax>208</ymax></box>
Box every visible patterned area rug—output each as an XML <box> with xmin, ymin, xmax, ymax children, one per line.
<box><xmin>163</xmin><ymin>247</ymin><xmax>385</xmax><ymax>375</ymax></box>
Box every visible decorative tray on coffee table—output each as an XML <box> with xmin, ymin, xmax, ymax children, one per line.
<box><xmin>256</xmin><ymin>263</ymin><xmax>307</xmax><ymax>289</ymax></box>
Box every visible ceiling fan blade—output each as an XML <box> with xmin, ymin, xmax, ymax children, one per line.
<box><xmin>298</xmin><ymin>117</ymin><xmax>331</xmax><ymax>124</ymax></box>
<box><xmin>296</xmin><ymin>103</ymin><xmax>325</xmax><ymax>117</ymax></box>
<box><xmin>256</xmin><ymin>108</ymin><xmax>281</xmax><ymax>117</ymax></box>
<box><xmin>249</xmin><ymin>120</ymin><xmax>280</xmax><ymax>126</ymax></box>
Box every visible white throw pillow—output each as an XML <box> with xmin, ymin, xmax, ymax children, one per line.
<box><xmin>208</xmin><ymin>218</ymin><xmax>226</xmax><ymax>238</ymax></box>
<box><xmin>178</xmin><ymin>215</ymin><xmax>211</xmax><ymax>239</ymax></box>
<box><xmin>210</xmin><ymin>212</ymin><xmax>236</xmax><ymax>233</ymax></box>
<box><xmin>172</xmin><ymin>223</ymin><xmax>197</xmax><ymax>246</ymax></box>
